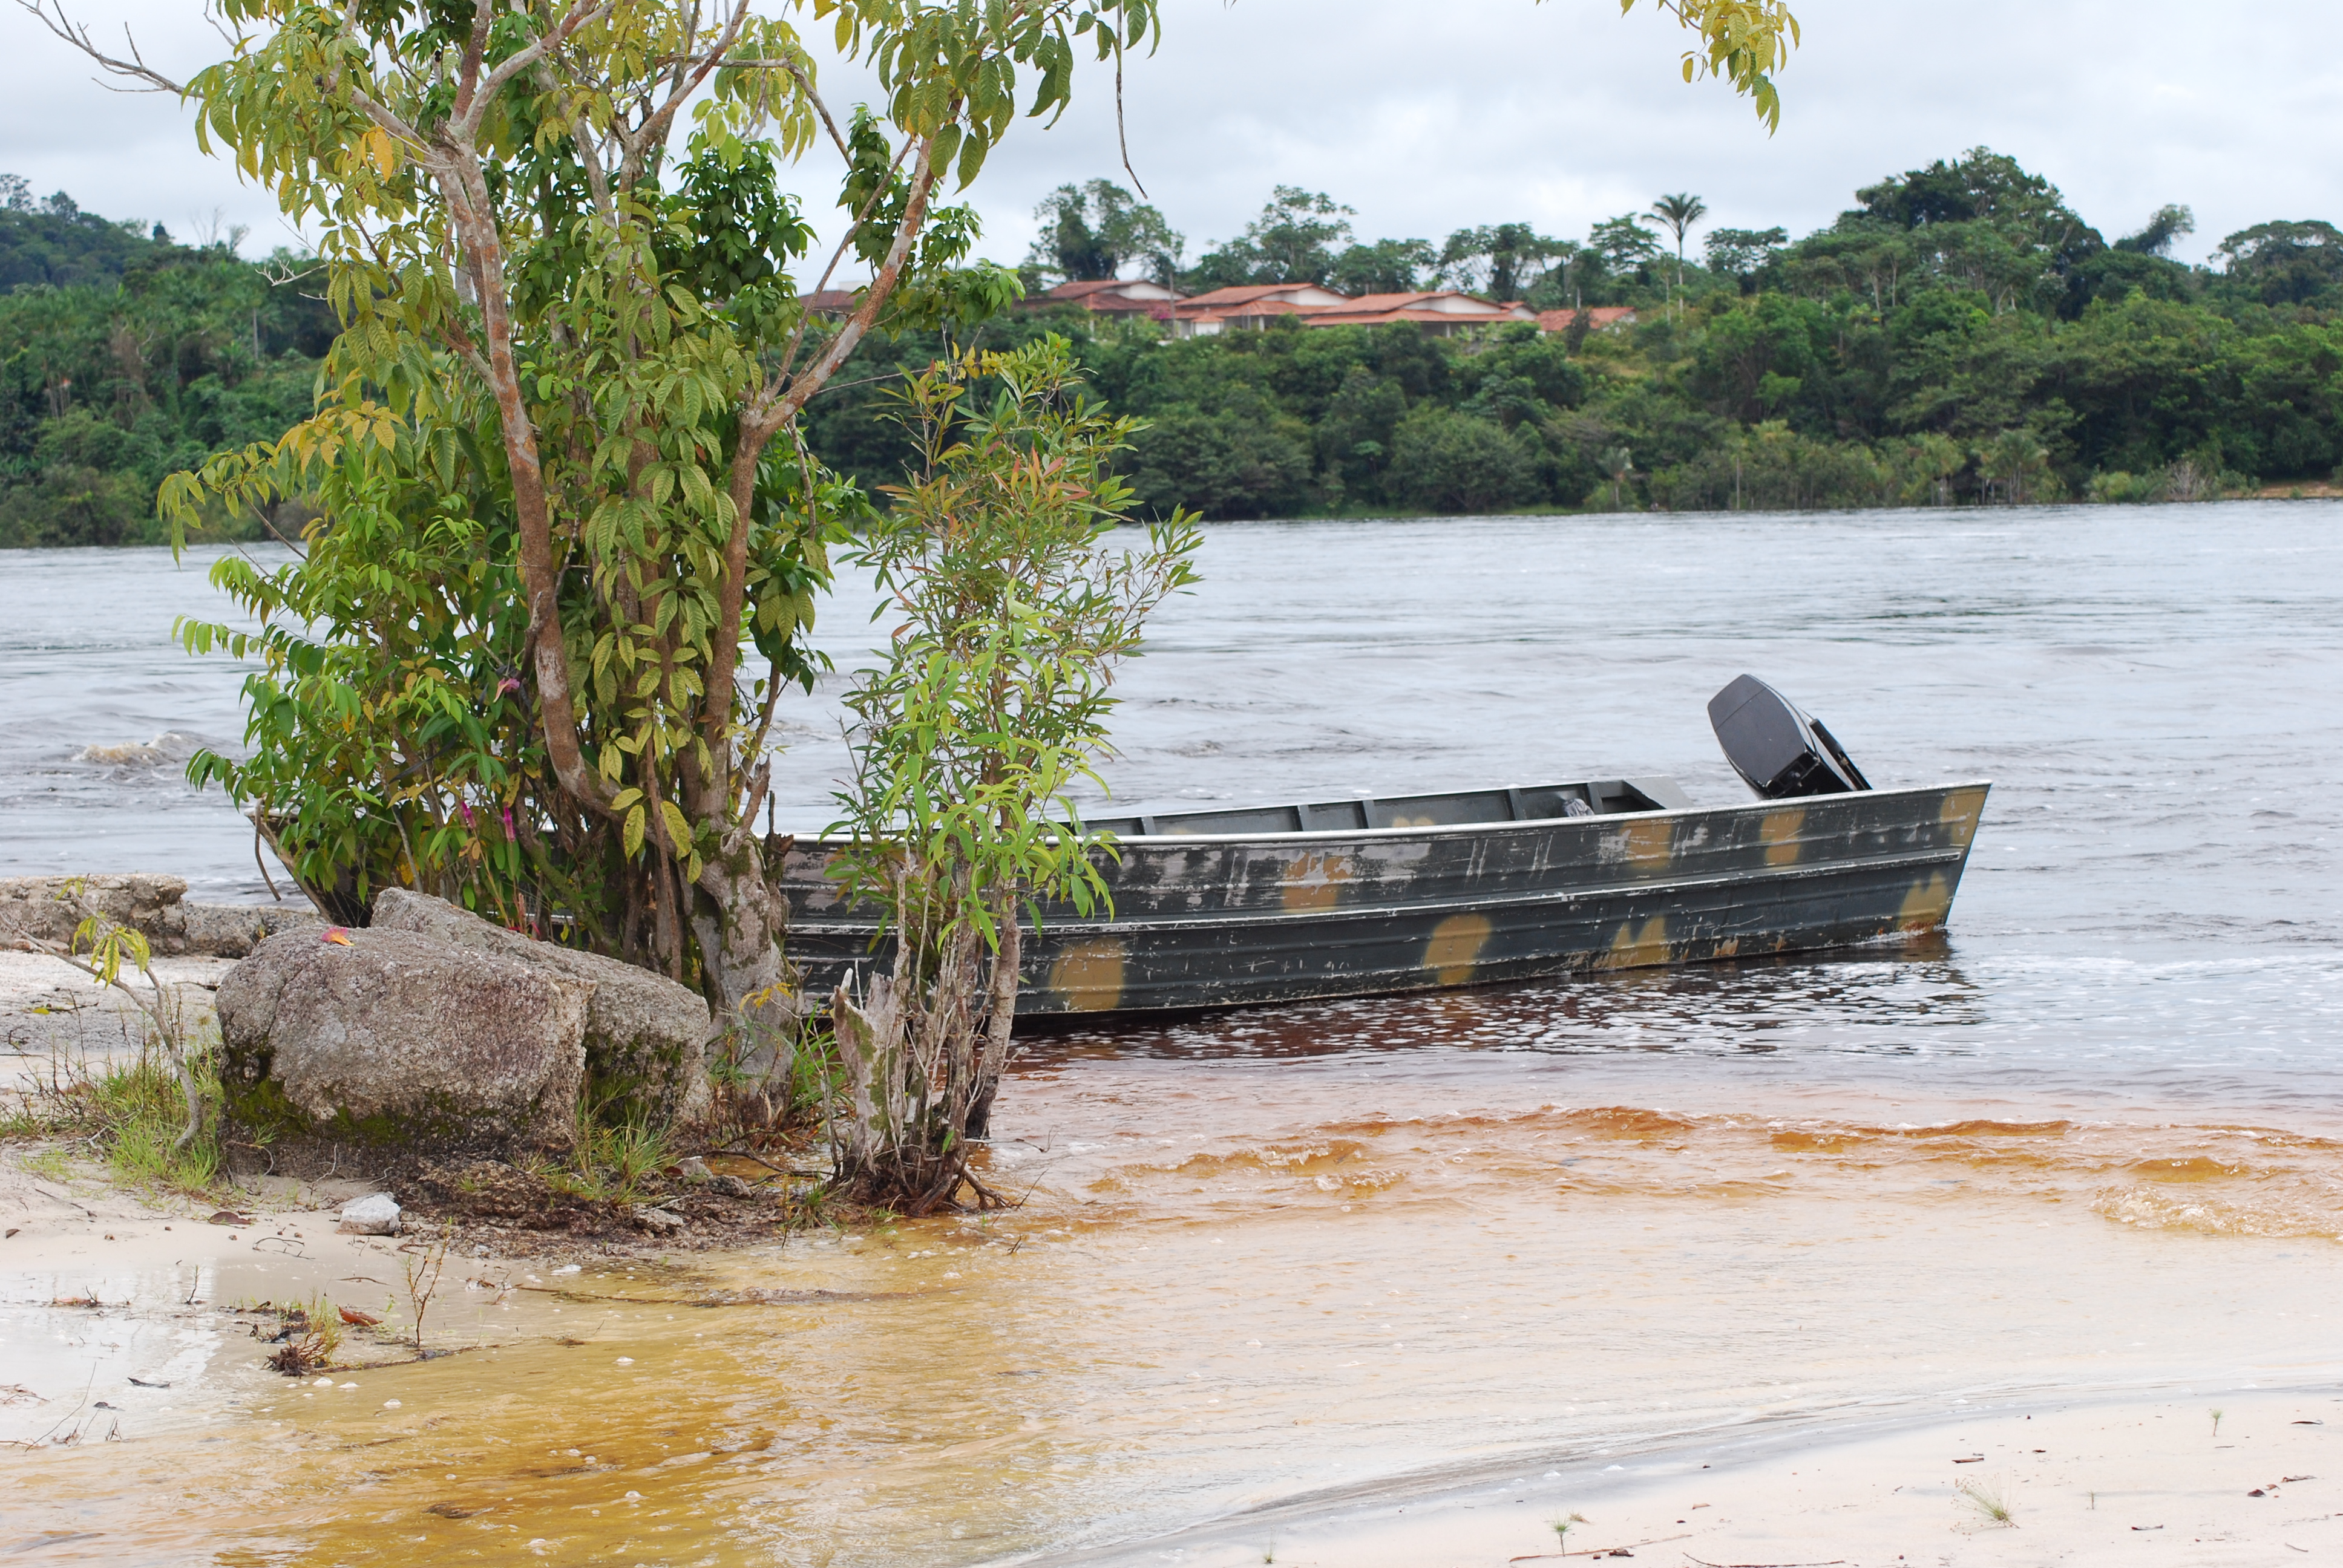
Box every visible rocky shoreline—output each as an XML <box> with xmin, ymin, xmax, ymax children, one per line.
<box><xmin>0</xmin><ymin>874</ymin><xmax>324</xmax><ymax>959</ymax></box>
<box><xmin>2</xmin><ymin>872</ymin><xmax>827</xmax><ymax>1263</ymax></box>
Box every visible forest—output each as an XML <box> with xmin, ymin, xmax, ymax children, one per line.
<box><xmin>0</xmin><ymin>178</ymin><xmax>333</xmax><ymax>547</ymax></box>
<box><xmin>10</xmin><ymin>148</ymin><xmax>2343</xmax><ymax>544</ymax></box>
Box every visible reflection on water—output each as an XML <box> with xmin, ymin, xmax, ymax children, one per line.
<box><xmin>4</xmin><ymin>505</ymin><xmax>2341</xmax><ymax>1562</ymax></box>
<box><xmin>1028</xmin><ymin>941</ymin><xmax>1984</xmax><ymax>1062</ymax></box>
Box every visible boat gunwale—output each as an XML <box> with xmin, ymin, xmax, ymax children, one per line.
<box><xmin>780</xmin><ymin>779</ymin><xmax>1994</xmax><ymax>855</ymax></box>
<box><xmin>787</xmin><ymin>842</ymin><xmax>1978</xmax><ymax>936</ymax></box>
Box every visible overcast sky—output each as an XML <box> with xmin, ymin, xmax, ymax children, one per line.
<box><xmin>5</xmin><ymin>1</ymin><xmax>2336</xmax><ymax>272</ymax></box>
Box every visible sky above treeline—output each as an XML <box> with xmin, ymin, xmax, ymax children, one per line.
<box><xmin>4</xmin><ymin>1</ymin><xmax>2336</xmax><ymax>274</ymax></box>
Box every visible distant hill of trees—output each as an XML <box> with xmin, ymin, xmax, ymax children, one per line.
<box><xmin>0</xmin><ymin>177</ymin><xmax>333</xmax><ymax>547</ymax></box>
<box><xmin>975</xmin><ymin>148</ymin><xmax>2343</xmax><ymax>514</ymax></box>
<box><xmin>16</xmin><ymin>148</ymin><xmax>2343</xmax><ymax>548</ymax></box>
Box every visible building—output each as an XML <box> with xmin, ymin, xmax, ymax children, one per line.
<box><xmin>1170</xmin><ymin>283</ymin><xmax>1350</xmax><ymax>336</ymax></box>
<box><xmin>1300</xmin><ymin>290</ymin><xmax>1537</xmax><ymax>336</ymax></box>
<box><xmin>1534</xmin><ymin>306</ymin><xmax>1640</xmax><ymax>335</ymax></box>
<box><xmin>1031</xmin><ymin>278</ymin><xmax>1185</xmax><ymax>319</ymax></box>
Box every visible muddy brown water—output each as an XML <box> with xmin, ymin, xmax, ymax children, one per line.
<box><xmin>3</xmin><ymin>502</ymin><xmax>2341</xmax><ymax>1563</ymax></box>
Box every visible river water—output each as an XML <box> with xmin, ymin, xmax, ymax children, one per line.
<box><xmin>3</xmin><ymin>502</ymin><xmax>2341</xmax><ymax>1563</ymax></box>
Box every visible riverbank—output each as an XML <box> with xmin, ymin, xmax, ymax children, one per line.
<box><xmin>5</xmin><ymin>1025</ymin><xmax>2341</xmax><ymax>1564</ymax></box>
<box><xmin>5</xmin><ymin>506</ymin><xmax>2339</xmax><ymax>1562</ymax></box>
<box><xmin>1070</xmin><ymin>1388</ymin><xmax>2343</xmax><ymax>1566</ymax></box>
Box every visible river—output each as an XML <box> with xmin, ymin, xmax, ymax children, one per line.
<box><xmin>2</xmin><ymin>501</ymin><xmax>2340</xmax><ymax>1563</ymax></box>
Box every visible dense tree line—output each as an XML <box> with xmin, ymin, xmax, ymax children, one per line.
<box><xmin>18</xmin><ymin>147</ymin><xmax>2343</xmax><ymax>548</ymax></box>
<box><xmin>988</xmin><ymin>149</ymin><xmax>2343</xmax><ymax>515</ymax></box>
<box><xmin>0</xmin><ymin>180</ymin><xmax>335</xmax><ymax>547</ymax></box>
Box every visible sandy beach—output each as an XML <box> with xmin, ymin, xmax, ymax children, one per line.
<box><xmin>1090</xmin><ymin>1392</ymin><xmax>2343</xmax><ymax>1567</ymax></box>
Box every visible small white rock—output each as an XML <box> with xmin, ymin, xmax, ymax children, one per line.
<box><xmin>337</xmin><ymin>1194</ymin><xmax>402</xmax><ymax>1236</ymax></box>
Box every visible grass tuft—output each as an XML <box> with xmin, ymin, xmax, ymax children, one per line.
<box><xmin>264</xmin><ymin>1294</ymin><xmax>344</xmax><ymax>1376</ymax></box>
<box><xmin>6</xmin><ymin>1031</ymin><xmax>224</xmax><ymax>1193</ymax></box>
<box><xmin>1955</xmin><ymin>1475</ymin><xmax>2016</xmax><ymax>1526</ymax></box>
<box><xmin>535</xmin><ymin>1106</ymin><xmax>679</xmax><ymax>1205</ymax></box>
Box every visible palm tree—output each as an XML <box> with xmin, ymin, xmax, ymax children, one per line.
<box><xmin>1650</xmin><ymin>192</ymin><xmax>1709</xmax><ymax>310</ymax></box>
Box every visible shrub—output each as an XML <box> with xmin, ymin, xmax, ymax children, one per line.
<box><xmin>1124</xmin><ymin>404</ymin><xmax>1314</xmax><ymax>518</ymax></box>
<box><xmin>1389</xmin><ymin>405</ymin><xmax>1535</xmax><ymax>514</ymax></box>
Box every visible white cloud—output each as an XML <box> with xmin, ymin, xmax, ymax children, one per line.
<box><xmin>4</xmin><ymin>0</ymin><xmax>2335</xmax><ymax>270</ymax></box>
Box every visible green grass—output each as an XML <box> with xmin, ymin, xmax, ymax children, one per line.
<box><xmin>536</xmin><ymin>1110</ymin><xmax>679</xmax><ymax>1204</ymax></box>
<box><xmin>4</xmin><ymin>1034</ymin><xmax>224</xmax><ymax>1194</ymax></box>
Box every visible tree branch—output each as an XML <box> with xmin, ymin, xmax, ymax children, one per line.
<box><xmin>16</xmin><ymin>0</ymin><xmax>183</xmax><ymax>94</ymax></box>
<box><xmin>701</xmin><ymin>136</ymin><xmax>940</xmax><ymax>808</ymax></box>
<box><xmin>451</xmin><ymin>0</ymin><xmax>618</xmax><ymax>143</ymax></box>
<box><xmin>618</xmin><ymin>0</ymin><xmax>752</xmax><ymax>188</ymax></box>
<box><xmin>451</xmin><ymin>0</ymin><xmax>496</xmax><ymax>123</ymax></box>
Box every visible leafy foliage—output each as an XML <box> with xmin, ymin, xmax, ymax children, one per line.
<box><xmin>1022</xmin><ymin>178</ymin><xmax>1184</xmax><ymax>289</ymax></box>
<box><xmin>125</xmin><ymin>0</ymin><xmax>1165</xmax><ymax>1035</ymax></box>
<box><xmin>1183</xmin><ymin>187</ymin><xmax>1358</xmax><ymax>292</ymax></box>
<box><xmin>824</xmin><ymin>338</ymin><xmax>1196</xmax><ymax>1208</ymax></box>
<box><xmin>0</xmin><ymin>194</ymin><xmax>333</xmax><ymax>547</ymax></box>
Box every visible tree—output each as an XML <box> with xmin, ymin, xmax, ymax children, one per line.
<box><xmin>1183</xmin><ymin>187</ymin><xmax>1355</xmax><ymax>290</ymax></box>
<box><xmin>1703</xmin><ymin>225</ymin><xmax>1787</xmax><ymax>293</ymax></box>
<box><xmin>1390</xmin><ymin>405</ymin><xmax>1533</xmax><ymax>512</ymax></box>
<box><xmin>1438</xmin><ymin>223</ymin><xmax>1568</xmax><ymax>301</ymax></box>
<box><xmin>1023</xmin><ymin>178</ymin><xmax>1183</xmax><ymax>288</ymax></box>
<box><xmin>1331</xmin><ymin>237</ymin><xmax>1438</xmax><ymax>296</ymax></box>
<box><xmin>2215</xmin><ymin>220</ymin><xmax>2343</xmax><ymax>305</ymax></box>
<box><xmin>1648</xmin><ymin>192</ymin><xmax>1708</xmax><ymax>305</ymax></box>
<box><xmin>1589</xmin><ymin>214</ymin><xmax>1664</xmax><ymax>275</ymax></box>
<box><xmin>826</xmin><ymin>339</ymin><xmax>1198</xmax><ymax>1207</ymax></box>
<box><xmin>2115</xmin><ymin>204</ymin><xmax>2195</xmax><ymax>257</ymax></box>
<box><xmin>33</xmin><ymin>0</ymin><xmax>1163</xmax><ymax>1053</ymax></box>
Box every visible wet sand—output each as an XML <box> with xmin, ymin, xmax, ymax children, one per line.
<box><xmin>1096</xmin><ymin>1391</ymin><xmax>2343</xmax><ymax>1567</ymax></box>
<box><xmin>5</xmin><ymin>1037</ymin><xmax>2341</xmax><ymax>1565</ymax></box>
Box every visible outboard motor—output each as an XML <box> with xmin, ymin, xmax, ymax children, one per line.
<box><xmin>1707</xmin><ymin>675</ymin><xmax>1872</xmax><ymax>799</ymax></box>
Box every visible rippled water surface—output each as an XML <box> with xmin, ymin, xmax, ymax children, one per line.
<box><xmin>3</xmin><ymin>502</ymin><xmax>2341</xmax><ymax>1563</ymax></box>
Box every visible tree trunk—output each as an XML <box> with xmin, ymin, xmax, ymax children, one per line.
<box><xmin>690</xmin><ymin>840</ymin><xmax>800</xmax><ymax>1093</ymax></box>
<box><xmin>831</xmin><ymin>970</ymin><xmax>906</xmax><ymax>1179</ymax></box>
<box><xmin>963</xmin><ymin>906</ymin><xmax>1020</xmax><ymax>1139</ymax></box>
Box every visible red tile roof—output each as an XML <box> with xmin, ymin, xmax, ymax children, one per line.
<box><xmin>1302</xmin><ymin>291</ymin><xmax>1534</xmax><ymax>328</ymax></box>
<box><xmin>1535</xmin><ymin>306</ymin><xmax>1640</xmax><ymax>333</ymax></box>
<box><xmin>1178</xmin><ymin>283</ymin><xmax>1344</xmax><ymax>309</ymax></box>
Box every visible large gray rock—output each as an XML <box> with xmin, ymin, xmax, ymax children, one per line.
<box><xmin>0</xmin><ymin>875</ymin><xmax>320</xmax><ymax>957</ymax></box>
<box><xmin>369</xmin><ymin>890</ymin><xmax>714</xmax><ymax>1125</ymax></box>
<box><xmin>1</xmin><ymin>875</ymin><xmax>186</xmax><ymax>949</ymax></box>
<box><xmin>216</xmin><ymin>927</ymin><xmax>589</xmax><ymax>1151</ymax></box>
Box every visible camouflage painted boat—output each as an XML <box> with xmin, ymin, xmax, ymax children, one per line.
<box><xmin>775</xmin><ymin>770</ymin><xmax>1992</xmax><ymax>1018</ymax></box>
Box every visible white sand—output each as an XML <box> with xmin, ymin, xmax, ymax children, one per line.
<box><xmin>1112</xmin><ymin>1392</ymin><xmax>2343</xmax><ymax>1567</ymax></box>
<box><xmin>0</xmin><ymin>949</ymin><xmax>234</xmax><ymax>1088</ymax></box>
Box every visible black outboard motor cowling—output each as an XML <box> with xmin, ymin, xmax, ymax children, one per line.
<box><xmin>1707</xmin><ymin>674</ymin><xmax>1872</xmax><ymax>799</ymax></box>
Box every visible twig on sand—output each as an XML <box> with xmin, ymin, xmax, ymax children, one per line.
<box><xmin>1506</xmin><ymin>1535</ymin><xmax>1694</xmax><ymax>1562</ymax></box>
<box><xmin>1684</xmin><ymin>1558</ymin><xmax>1848</xmax><ymax>1568</ymax></box>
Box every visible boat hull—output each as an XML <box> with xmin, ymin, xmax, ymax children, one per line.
<box><xmin>778</xmin><ymin>781</ymin><xmax>1991</xmax><ymax>1017</ymax></box>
